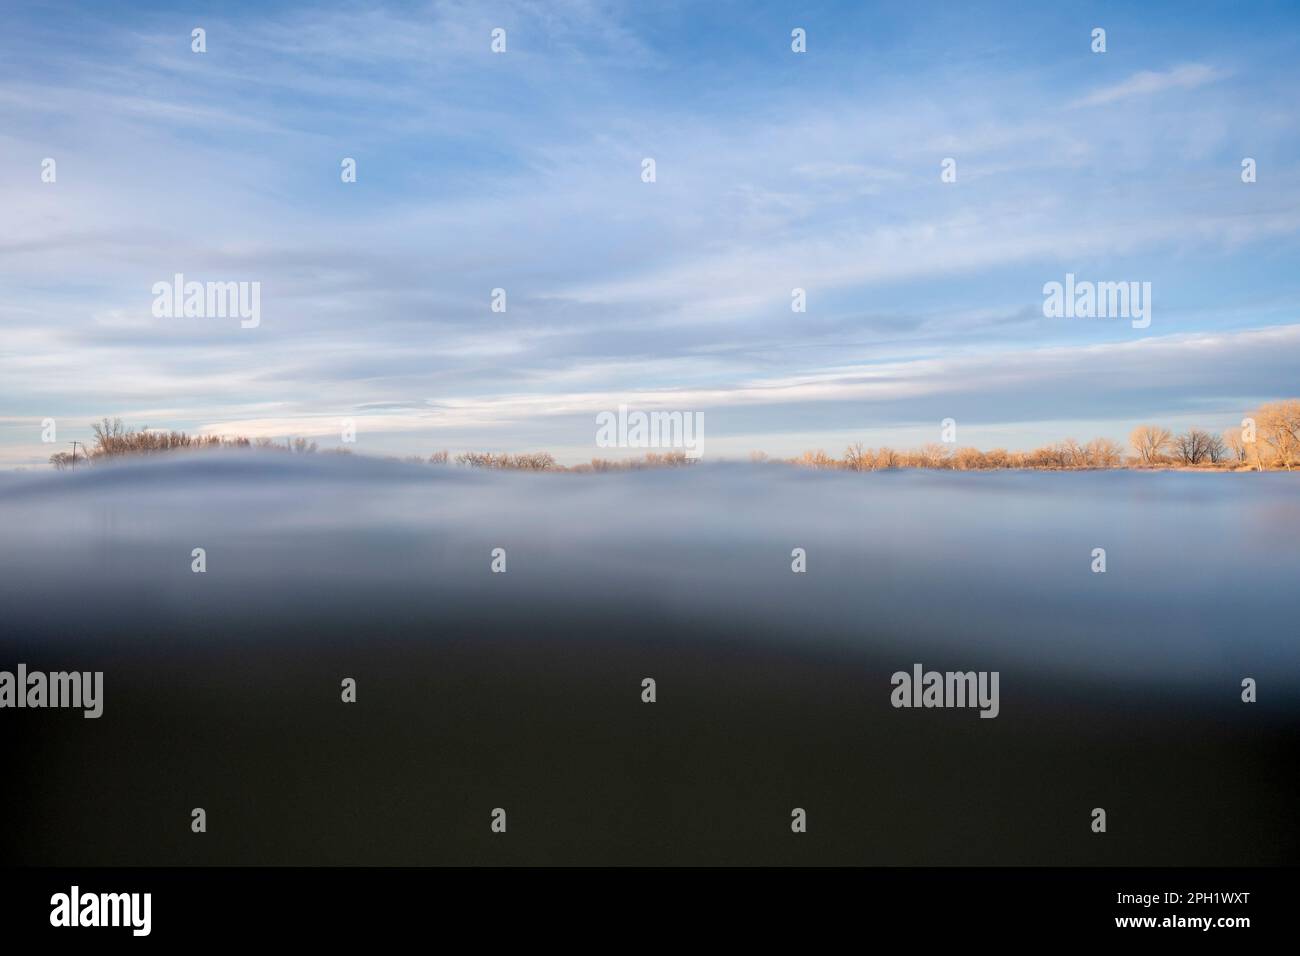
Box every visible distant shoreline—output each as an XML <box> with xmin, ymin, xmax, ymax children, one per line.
<box><xmin>38</xmin><ymin>404</ymin><xmax>1300</xmax><ymax>474</ymax></box>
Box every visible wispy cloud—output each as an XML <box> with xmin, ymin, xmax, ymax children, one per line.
<box><xmin>1070</xmin><ymin>63</ymin><xmax>1227</xmax><ymax>108</ymax></box>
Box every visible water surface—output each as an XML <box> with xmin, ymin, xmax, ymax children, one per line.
<box><xmin>1</xmin><ymin>455</ymin><xmax>1296</xmax><ymax>864</ymax></box>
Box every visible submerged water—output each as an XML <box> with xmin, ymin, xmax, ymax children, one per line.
<box><xmin>1</xmin><ymin>454</ymin><xmax>1297</xmax><ymax>864</ymax></box>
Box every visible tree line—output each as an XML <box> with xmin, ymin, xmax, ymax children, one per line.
<box><xmin>49</xmin><ymin>418</ymin><xmax>319</xmax><ymax>468</ymax></box>
<box><xmin>49</xmin><ymin>401</ymin><xmax>1300</xmax><ymax>472</ymax></box>
<box><xmin>783</xmin><ymin>400</ymin><xmax>1299</xmax><ymax>472</ymax></box>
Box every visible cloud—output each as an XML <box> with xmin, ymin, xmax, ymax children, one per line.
<box><xmin>175</xmin><ymin>324</ymin><xmax>1300</xmax><ymax>449</ymax></box>
<box><xmin>1070</xmin><ymin>63</ymin><xmax>1227</xmax><ymax>108</ymax></box>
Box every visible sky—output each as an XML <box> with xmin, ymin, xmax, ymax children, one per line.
<box><xmin>2</xmin><ymin>0</ymin><xmax>1299</xmax><ymax>466</ymax></box>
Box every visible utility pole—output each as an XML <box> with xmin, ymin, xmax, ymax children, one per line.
<box><xmin>69</xmin><ymin>440</ymin><xmax>85</xmax><ymax>464</ymax></box>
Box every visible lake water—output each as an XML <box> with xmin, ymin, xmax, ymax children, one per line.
<box><xmin>2</xmin><ymin>454</ymin><xmax>1297</xmax><ymax>864</ymax></box>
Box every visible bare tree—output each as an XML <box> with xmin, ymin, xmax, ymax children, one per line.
<box><xmin>1255</xmin><ymin>400</ymin><xmax>1300</xmax><ymax>470</ymax></box>
<box><xmin>1130</xmin><ymin>425</ymin><xmax>1173</xmax><ymax>466</ymax></box>
<box><xmin>1085</xmin><ymin>437</ymin><xmax>1124</xmax><ymax>468</ymax></box>
<box><xmin>1058</xmin><ymin>438</ymin><xmax>1084</xmax><ymax>468</ymax></box>
<box><xmin>1173</xmin><ymin>429</ymin><xmax>1214</xmax><ymax>465</ymax></box>
<box><xmin>1204</xmin><ymin>432</ymin><xmax>1227</xmax><ymax>464</ymax></box>
<box><xmin>1223</xmin><ymin>428</ymin><xmax>1247</xmax><ymax>464</ymax></box>
<box><xmin>514</xmin><ymin>452</ymin><xmax>556</xmax><ymax>471</ymax></box>
<box><xmin>951</xmin><ymin>447</ymin><xmax>986</xmax><ymax>470</ymax></box>
<box><xmin>796</xmin><ymin>449</ymin><xmax>837</xmax><ymax>469</ymax></box>
<box><xmin>918</xmin><ymin>443</ymin><xmax>952</xmax><ymax>468</ymax></box>
<box><xmin>843</xmin><ymin>442</ymin><xmax>869</xmax><ymax>471</ymax></box>
<box><xmin>90</xmin><ymin>417</ymin><xmax>130</xmax><ymax>456</ymax></box>
<box><xmin>983</xmin><ymin>447</ymin><xmax>1010</xmax><ymax>469</ymax></box>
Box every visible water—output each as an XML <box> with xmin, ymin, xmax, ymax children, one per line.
<box><xmin>2</xmin><ymin>453</ymin><xmax>1297</xmax><ymax>864</ymax></box>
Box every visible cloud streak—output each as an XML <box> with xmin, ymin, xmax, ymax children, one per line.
<box><xmin>1069</xmin><ymin>63</ymin><xmax>1227</xmax><ymax>108</ymax></box>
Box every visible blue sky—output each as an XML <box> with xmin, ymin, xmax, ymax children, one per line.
<box><xmin>2</xmin><ymin>0</ymin><xmax>1299</xmax><ymax>465</ymax></box>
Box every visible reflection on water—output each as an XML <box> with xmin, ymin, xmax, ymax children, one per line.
<box><xmin>1</xmin><ymin>453</ymin><xmax>1297</xmax><ymax>865</ymax></box>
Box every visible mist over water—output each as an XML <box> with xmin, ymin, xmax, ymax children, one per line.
<box><xmin>2</xmin><ymin>454</ymin><xmax>1298</xmax><ymax>864</ymax></box>
<box><xmin>3</xmin><ymin>453</ymin><xmax>1298</xmax><ymax>684</ymax></box>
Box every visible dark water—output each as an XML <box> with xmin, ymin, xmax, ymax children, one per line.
<box><xmin>1</xmin><ymin>454</ymin><xmax>1297</xmax><ymax>865</ymax></box>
